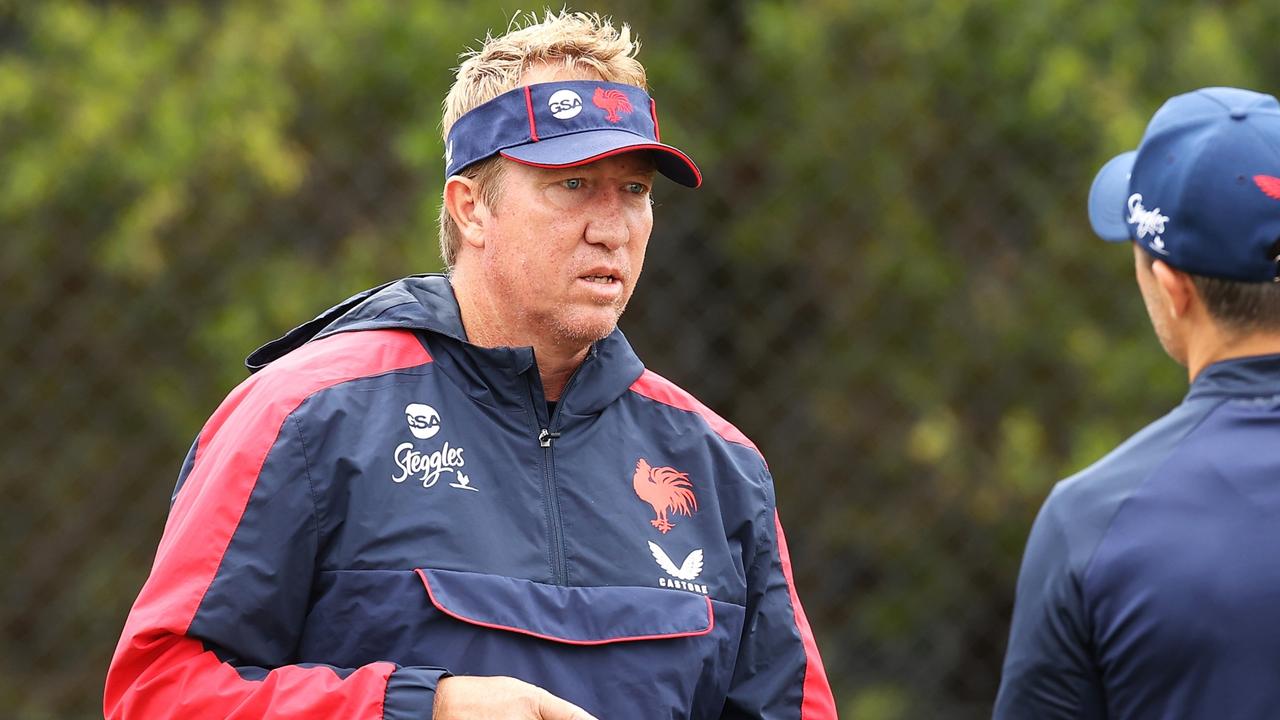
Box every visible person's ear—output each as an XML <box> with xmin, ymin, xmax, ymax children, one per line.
<box><xmin>1151</xmin><ymin>260</ymin><xmax>1196</xmax><ymax>319</ymax></box>
<box><xmin>444</xmin><ymin>176</ymin><xmax>490</xmax><ymax>249</ymax></box>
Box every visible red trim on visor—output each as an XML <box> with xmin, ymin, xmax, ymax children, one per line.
<box><xmin>774</xmin><ymin>512</ymin><xmax>838</xmax><ymax>720</ymax></box>
<box><xmin>416</xmin><ymin>569</ymin><xmax>714</xmax><ymax>645</ymax></box>
<box><xmin>500</xmin><ymin>144</ymin><xmax>703</xmax><ymax>188</ymax></box>
<box><xmin>524</xmin><ymin>86</ymin><xmax>539</xmax><ymax>142</ymax></box>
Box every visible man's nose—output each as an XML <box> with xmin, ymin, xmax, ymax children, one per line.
<box><xmin>583</xmin><ymin>190</ymin><xmax>631</xmax><ymax>250</ymax></box>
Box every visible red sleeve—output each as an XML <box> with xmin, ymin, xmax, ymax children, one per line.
<box><xmin>104</xmin><ymin>330</ymin><xmax>437</xmax><ymax>719</ymax></box>
<box><xmin>774</xmin><ymin>512</ymin><xmax>838</xmax><ymax>719</ymax></box>
<box><xmin>721</xmin><ymin>503</ymin><xmax>839</xmax><ymax>720</ymax></box>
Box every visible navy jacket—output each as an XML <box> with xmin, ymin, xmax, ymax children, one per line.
<box><xmin>105</xmin><ymin>275</ymin><xmax>836</xmax><ymax>720</ymax></box>
<box><xmin>995</xmin><ymin>354</ymin><xmax>1280</xmax><ymax>719</ymax></box>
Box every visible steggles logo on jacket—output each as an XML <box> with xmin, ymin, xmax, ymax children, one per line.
<box><xmin>632</xmin><ymin>458</ymin><xmax>697</xmax><ymax>534</ymax></box>
<box><xmin>391</xmin><ymin>403</ymin><xmax>476</xmax><ymax>491</ymax></box>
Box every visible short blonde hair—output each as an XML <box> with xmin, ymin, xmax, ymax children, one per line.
<box><xmin>437</xmin><ymin>10</ymin><xmax>648</xmax><ymax>269</ymax></box>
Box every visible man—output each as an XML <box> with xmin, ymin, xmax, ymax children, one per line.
<box><xmin>104</xmin><ymin>11</ymin><xmax>836</xmax><ymax>720</ymax></box>
<box><xmin>995</xmin><ymin>86</ymin><xmax>1280</xmax><ymax>719</ymax></box>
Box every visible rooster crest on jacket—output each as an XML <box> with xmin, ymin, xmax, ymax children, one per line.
<box><xmin>632</xmin><ymin>458</ymin><xmax>697</xmax><ymax>533</ymax></box>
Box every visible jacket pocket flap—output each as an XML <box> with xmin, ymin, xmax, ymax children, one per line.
<box><xmin>416</xmin><ymin>568</ymin><xmax>713</xmax><ymax>645</ymax></box>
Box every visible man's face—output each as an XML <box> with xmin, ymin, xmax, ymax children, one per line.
<box><xmin>1134</xmin><ymin>243</ymin><xmax>1188</xmax><ymax>364</ymax></box>
<box><xmin>477</xmin><ymin>152</ymin><xmax>657</xmax><ymax>349</ymax></box>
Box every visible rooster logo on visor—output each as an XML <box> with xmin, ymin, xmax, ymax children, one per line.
<box><xmin>593</xmin><ymin>88</ymin><xmax>633</xmax><ymax>123</ymax></box>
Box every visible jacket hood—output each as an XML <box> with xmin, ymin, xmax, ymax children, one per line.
<box><xmin>244</xmin><ymin>274</ymin><xmax>647</xmax><ymax>419</ymax></box>
<box><xmin>246</xmin><ymin>274</ymin><xmax>465</xmax><ymax>372</ymax></box>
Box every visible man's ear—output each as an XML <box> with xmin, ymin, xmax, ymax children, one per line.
<box><xmin>444</xmin><ymin>176</ymin><xmax>489</xmax><ymax>249</ymax></box>
<box><xmin>1151</xmin><ymin>259</ymin><xmax>1197</xmax><ymax>319</ymax></box>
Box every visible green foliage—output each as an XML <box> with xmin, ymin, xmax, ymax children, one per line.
<box><xmin>3</xmin><ymin>1</ymin><xmax>1279</xmax><ymax>717</ymax></box>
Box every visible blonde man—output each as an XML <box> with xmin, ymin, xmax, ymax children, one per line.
<box><xmin>106</xmin><ymin>11</ymin><xmax>835</xmax><ymax>720</ymax></box>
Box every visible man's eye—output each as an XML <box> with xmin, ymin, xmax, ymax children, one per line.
<box><xmin>625</xmin><ymin>182</ymin><xmax>649</xmax><ymax>194</ymax></box>
<box><xmin>562</xmin><ymin>178</ymin><xmax>584</xmax><ymax>190</ymax></box>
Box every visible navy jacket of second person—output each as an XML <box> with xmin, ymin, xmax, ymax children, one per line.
<box><xmin>997</xmin><ymin>354</ymin><xmax>1280</xmax><ymax>719</ymax></box>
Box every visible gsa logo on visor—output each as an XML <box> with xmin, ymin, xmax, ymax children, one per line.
<box><xmin>548</xmin><ymin>89</ymin><xmax>583</xmax><ymax>120</ymax></box>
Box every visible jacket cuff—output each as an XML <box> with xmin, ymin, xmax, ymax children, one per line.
<box><xmin>383</xmin><ymin>666</ymin><xmax>451</xmax><ymax>720</ymax></box>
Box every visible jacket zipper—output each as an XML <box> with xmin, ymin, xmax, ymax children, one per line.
<box><xmin>539</xmin><ymin>426</ymin><xmax>566</xmax><ymax>585</ymax></box>
<box><xmin>529</xmin><ymin>366</ymin><xmax>582</xmax><ymax>587</ymax></box>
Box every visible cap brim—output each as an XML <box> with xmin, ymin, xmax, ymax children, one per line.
<box><xmin>1087</xmin><ymin>151</ymin><xmax>1137</xmax><ymax>242</ymax></box>
<box><xmin>500</xmin><ymin>129</ymin><xmax>702</xmax><ymax>188</ymax></box>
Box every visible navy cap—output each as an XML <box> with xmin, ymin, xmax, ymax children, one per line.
<box><xmin>1088</xmin><ymin>87</ymin><xmax>1280</xmax><ymax>281</ymax></box>
<box><xmin>445</xmin><ymin>80</ymin><xmax>701</xmax><ymax>188</ymax></box>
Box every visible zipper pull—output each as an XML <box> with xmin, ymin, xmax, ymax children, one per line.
<box><xmin>538</xmin><ymin>428</ymin><xmax>562</xmax><ymax>448</ymax></box>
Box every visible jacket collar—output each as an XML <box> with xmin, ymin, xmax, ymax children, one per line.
<box><xmin>1185</xmin><ymin>353</ymin><xmax>1280</xmax><ymax>401</ymax></box>
<box><xmin>245</xmin><ymin>274</ymin><xmax>645</xmax><ymax>417</ymax></box>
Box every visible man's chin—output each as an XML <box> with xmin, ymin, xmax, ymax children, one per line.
<box><xmin>549</xmin><ymin>308</ymin><xmax>623</xmax><ymax>347</ymax></box>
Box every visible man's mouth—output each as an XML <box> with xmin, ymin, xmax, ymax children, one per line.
<box><xmin>581</xmin><ymin>274</ymin><xmax>618</xmax><ymax>284</ymax></box>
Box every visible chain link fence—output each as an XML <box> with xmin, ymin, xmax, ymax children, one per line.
<box><xmin>5</xmin><ymin>1</ymin><xmax>1278</xmax><ymax>717</ymax></box>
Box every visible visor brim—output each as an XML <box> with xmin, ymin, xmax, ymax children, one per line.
<box><xmin>500</xmin><ymin>129</ymin><xmax>702</xmax><ymax>188</ymax></box>
<box><xmin>1088</xmin><ymin>151</ymin><xmax>1137</xmax><ymax>242</ymax></box>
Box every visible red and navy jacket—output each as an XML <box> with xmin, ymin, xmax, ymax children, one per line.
<box><xmin>105</xmin><ymin>274</ymin><xmax>837</xmax><ymax>719</ymax></box>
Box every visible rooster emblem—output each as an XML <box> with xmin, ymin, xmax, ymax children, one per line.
<box><xmin>592</xmin><ymin>87</ymin><xmax>633</xmax><ymax>123</ymax></box>
<box><xmin>632</xmin><ymin>458</ymin><xmax>697</xmax><ymax>534</ymax></box>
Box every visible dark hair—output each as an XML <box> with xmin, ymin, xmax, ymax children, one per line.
<box><xmin>1141</xmin><ymin>244</ymin><xmax>1280</xmax><ymax>333</ymax></box>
